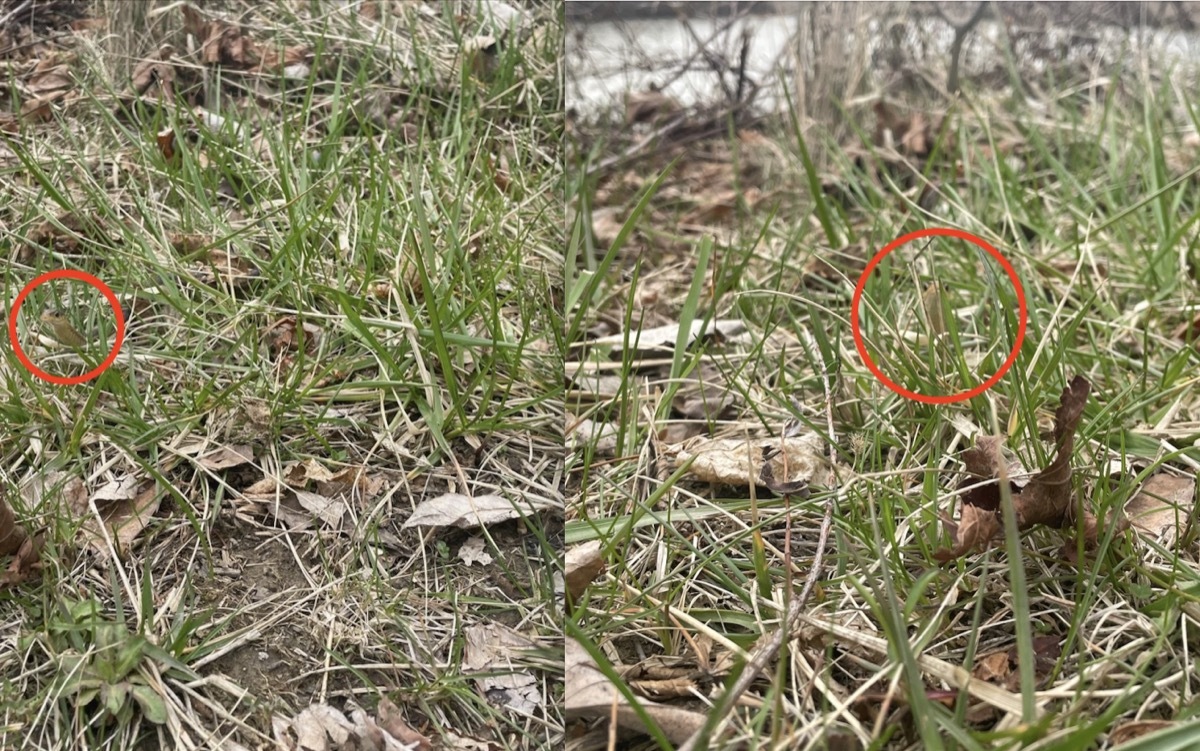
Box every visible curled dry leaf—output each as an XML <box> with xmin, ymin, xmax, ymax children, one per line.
<box><xmin>1109</xmin><ymin>720</ymin><xmax>1177</xmax><ymax>745</ymax></box>
<box><xmin>265</xmin><ymin>316</ymin><xmax>321</xmax><ymax>356</ymax></box>
<box><xmin>936</xmin><ymin>376</ymin><xmax>1103</xmax><ymax>561</ymax></box>
<box><xmin>1</xmin><ymin>532</ymin><xmax>45</xmax><ymax>588</ymax></box>
<box><xmin>564</xmin><ymin>540</ymin><xmax>604</xmax><ymax>601</ymax></box>
<box><xmin>82</xmin><ymin>479</ymin><xmax>162</xmax><ymax>554</ymax></box>
<box><xmin>272</xmin><ymin>699</ymin><xmax>429</xmax><ymax>751</ymax></box>
<box><xmin>972</xmin><ymin>635</ymin><xmax>1062</xmax><ymax>692</ymax></box>
<box><xmin>196</xmin><ymin>444</ymin><xmax>255</xmax><ymax>471</ymax></box>
<box><xmin>181</xmin><ymin>4</ymin><xmax>310</xmax><ymax>74</ymax></box>
<box><xmin>0</xmin><ymin>489</ymin><xmax>44</xmax><ymax>588</ymax></box>
<box><xmin>375</xmin><ymin>698</ymin><xmax>432</xmax><ymax>751</ymax></box>
<box><xmin>0</xmin><ymin>490</ymin><xmax>29</xmax><ymax>558</ymax></box>
<box><xmin>565</xmin><ymin>637</ymin><xmax>706</xmax><ymax>744</ymax></box>
<box><xmin>402</xmin><ymin>492</ymin><xmax>555</xmax><ymax>530</ymax></box>
<box><xmin>131</xmin><ymin>45</ymin><xmax>176</xmax><ymax>97</ymax></box>
<box><xmin>587</xmin><ymin>319</ymin><xmax>747</xmax><ymax>353</ymax></box>
<box><xmin>675</xmin><ymin>432</ymin><xmax>828</xmax><ymax>489</ymax></box>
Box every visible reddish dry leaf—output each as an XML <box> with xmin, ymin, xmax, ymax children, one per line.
<box><xmin>25</xmin><ymin>210</ymin><xmax>106</xmax><ymax>253</ymax></box>
<box><xmin>1</xmin><ymin>531</ymin><xmax>44</xmax><ymax>588</ymax></box>
<box><xmin>156</xmin><ymin>128</ymin><xmax>178</xmax><ymax>161</ymax></box>
<box><xmin>375</xmin><ymin>698</ymin><xmax>432</xmax><ymax>751</ymax></box>
<box><xmin>0</xmin><ymin>492</ymin><xmax>29</xmax><ymax>558</ymax></box>
<box><xmin>167</xmin><ymin>232</ymin><xmax>211</xmax><ymax>254</ymax></box>
<box><xmin>21</xmin><ymin>91</ymin><xmax>67</xmax><ymax>122</ymax></box>
<box><xmin>131</xmin><ymin>45</ymin><xmax>175</xmax><ymax>97</ymax></box>
<box><xmin>972</xmin><ymin>651</ymin><xmax>1010</xmax><ymax>683</ymax></box>
<box><xmin>937</xmin><ymin>376</ymin><xmax>1096</xmax><ymax>560</ymax></box>
<box><xmin>265</xmin><ymin>316</ymin><xmax>321</xmax><ymax>356</ymax></box>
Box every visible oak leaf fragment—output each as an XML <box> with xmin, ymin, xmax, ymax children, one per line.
<box><xmin>936</xmin><ymin>376</ymin><xmax>1100</xmax><ymax>561</ymax></box>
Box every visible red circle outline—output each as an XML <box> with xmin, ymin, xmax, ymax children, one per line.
<box><xmin>850</xmin><ymin>227</ymin><xmax>1027</xmax><ymax>405</ymax></box>
<box><xmin>7</xmin><ymin>269</ymin><xmax>126</xmax><ymax>385</ymax></box>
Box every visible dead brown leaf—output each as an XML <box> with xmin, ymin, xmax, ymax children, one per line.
<box><xmin>565</xmin><ymin>637</ymin><xmax>706</xmax><ymax>744</ymax></box>
<box><xmin>316</xmin><ymin>467</ymin><xmax>384</xmax><ymax>500</ymax></box>
<box><xmin>936</xmin><ymin>376</ymin><xmax>1099</xmax><ymax>560</ymax></box>
<box><xmin>272</xmin><ymin>699</ymin><xmax>429</xmax><ymax>751</ymax></box>
<box><xmin>1125</xmin><ymin>473</ymin><xmax>1195</xmax><ymax>546</ymax></box>
<box><xmin>264</xmin><ymin>316</ymin><xmax>321</xmax><ymax>356</ymax></box>
<box><xmin>20</xmin><ymin>90</ymin><xmax>68</xmax><ymax>122</ymax></box>
<box><xmin>0</xmin><ymin>490</ymin><xmax>28</xmax><ymax>558</ymax></box>
<box><xmin>27</xmin><ymin>55</ymin><xmax>74</xmax><ymax>95</ymax></box>
<box><xmin>402</xmin><ymin>492</ymin><xmax>555</xmax><ymax>530</ymax></box>
<box><xmin>971</xmin><ymin>651</ymin><xmax>1010</xmax><ymax>683</ymax></box>
<box><xmin>197</xmin><ymin>444</ymin><xmax>255</xmax><ymax>471</ymax></box>
<box><xmin>131</xmin><ymin>45</ymin><xmax>176</xmax><ymax>97</ymax></box>
<box><xmin>1109</xmin><ymin>720</ymin><xmax>1176</xmax><ymax>745</ymax></box>
<box><xmin>375</xmin><ymin>698</ymin><xmax>432</xmax><ymax>751</ymax></box>
<box><xmin>564</xmin><ymin>540</ymin><xmax>604</xmax><ymax>601</ymax></box>
<box><xmin>973</xmin><ymin>635</ymin><xmax>1061</xmax><ymax>692</ymax></box>
<box><xmin>181</xmin><ymin>4</ymin><xmax>310</xmax><ymax>75</ymax></box>
<box><xmin>463</xmin><ymin>624</ymin><xmax>543</xmax><ymax>715</ymax></box>
<box><xmin>1</xmin><ymin>531</ymin><xmax>44</xmax><ymax>588</ymax></box>
<box><xmin>190</xmin><ymin>249</ymin><xmax>261</xmax><ymax>287</ymax></box>
<box><xmin>79</xmin><ymin>479</ymin><xmax>161</xmax><ymax>554</ymax></box>
<box><xmin>675</xmin><ymin>432</ymin><xmax>829</xmax><ymax>489</ymax></box>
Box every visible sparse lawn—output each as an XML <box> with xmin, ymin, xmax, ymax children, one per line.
<box><xmin>566</xmin><ymin>16</ymin><xmax>1200</xmax><ymax>751</ymax></box>
<box><xmin>0</xmin><ymin>1</ymin><xmax>562</xmax><ymax>749</ymax></box>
